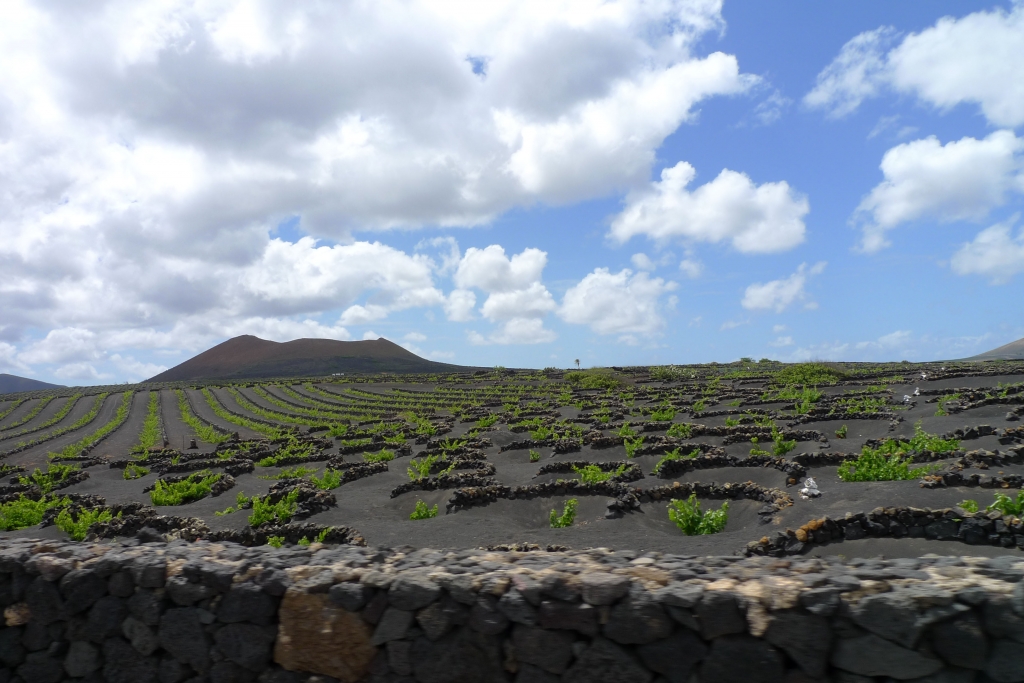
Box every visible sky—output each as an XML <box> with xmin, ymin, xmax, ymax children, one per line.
<box><xmin>1</xmin><ymin>0</ymin><xmax>1023</xmax><ymax>384</ymax></box>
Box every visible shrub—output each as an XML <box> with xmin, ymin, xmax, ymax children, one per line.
<box><xmin>0</xmin><ymin>495</ymin><xmax>69</xmax><ymax>531</ymax></box>
<box><xmin>529</xmin><ymin>449</ymin><xmax>540</xmax><ymax>462</ymax></box>
<box><xmin>266</xmin><ymin>536</ymin><xmax>284</xmax><ymax>548</ymax></box>
<box><xmin>407</xmin><ymin>454</ymin><xmax>440</xmax><ymax>481</ymax></box>
<box><xmin>311</xmin><ymin>469</ymin><xmax>342</xmax><ymax>490</ymax></box>
<box><xmin>363</xmin><ymin>450</ymin><xmax>395</xmax><ymax>463</ymax></box>
<box><xmin>653</xmin><ymin>447</ymin><xmax>698</xmax><ymax>474</ymax></box>
<box><xmin>835</xmin><ymin>424</ymin><xmax>848</xmax><ymax>439</ymax></box>
<box><xmin>988</xmin><ymin>492</ymin><xmax>1024</xmax><ymax>516</ymax></box>
<box><xmin>724</xmin><ymin>417</ymin><xmax>739</xmax><ymax>427</ymax></box>
<box><xmin>837</xmin><ymin>450</ymin><xmax>935</xmax><ymax>482</ymax></box>
<box><xmin>248</xmin><ymin>489</ymin><xmax>300</xmax><ymax>527</ymax></box>
<box><xmin>749</xmin><ymin>437</ymin><xmax>771</xmax><ymax>457</ymax></box>
<box><xmin>55</xmin><ymin>507</ymin><xmax>114</xmax><ymax>541</ymax></box>
<box><xmin>327</xmin><ymin>423</ymin><xmax>349</xmax><ymax>437</ymax></box>
<box><xmin>668</xmin><ymin>494</ymin><xmax>729</xmax><ymax>535</ymax></box>
<box><xmin>19</xmin><ymin>463</ymin><xmax>79</xmax><ymax>493</ymax></box>
<box><xmin>774</xmin><ymin>363</ymin><xmax>845</xmax><ymax>386</ymax></box>
<box><xmin>624</xmin><ymin>436</ymin><xmax>644</xmax><ymax>458</ymax></box>
<box><xmin>770</xmin><ymin>427</ymin><xmax>796</xmax><ymax>456</ymax></box>
<box><xmin>150</xmin><ymin>471</ymin><xmax>221</xmax><ymax>506</ymax></box>
<box><xmin>691</xmin><ymin>399</ymin><xmax>706</xmax><ymax>413</ymax></box>
<box><xmin>571</xmin><ymin>464</ymin><xmax>626</xmax><ymax>484</ymax></box>
<box><xmin>666</xmin><ymin>423</ymin><xmax>693</xmax><ymax>439</ymax></box>
<box><xmin>410</xmin><ymin>500</ymin><xmax>439</xmax><ymax>520</ymax></box>
<box><xmin>958</xmin><ymin>499</ymin><xmax>979</xmax><ymax>513</ymax></box>
<box><xmin>650</xmin><ymin>405</ymin><xmax>675</xmax><ymax>421</ymax></box>
<box><xmin>123</xmin><ymin>463</ymin><xmax>149</xmax><ymax>480</ymax></box>
<box><xmin>565</xmin><ymin>371</ymin><xmax>621</xmax><ymax>390</ymax></box>
<box><xmin>549</xmin><ymin>499</ymin><xmax>578</xmax><ymax>528</ymax></box>
<box><xmin>260</xmin><ymin>465</ymin><xmax>318</xmax><ymax>480</ymax></box>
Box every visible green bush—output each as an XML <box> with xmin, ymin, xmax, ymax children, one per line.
<box><xmin>724</xmin><ymin>417</ymin><xmax>739</xmax><ymax>427</ymax></box>
<box><xmin>774</xmin><ymin>363</ymin><xmax>846</xmax><ymax>386</ymax></box>
<box><xmin>958</xmin><ymin>499</ymin><xmax>979</xmax><ymax>513</ymax></box>
<box><xmin>123</xmin><ymin>463</ymin><xmax>149</xmax><ymax>480</ymax></box>
<box><xmin>131</xmin><ymin>391</ymin><xmax>162</xmax><ymax>454</ymax></box>
<box><xmin>410</xmin><ymin>500</ymin><xmax>438</xmax><ymax>520</ymax></box>
<box><xmin>0</xmin><ymin>495</ymin><xmax>69</xmax><ymax>531</ymax></box>
<box><xmin>266</xmin><ymin>536</ymin><xmax>284</xmax><ymax>548</ymax></box>
<box><xmin>363</xmin><ymin>450</ymin><xmax>395</xmax><ymax>463</ymax></box>
<box><xmin>55</xmin><ymin>507</ymin><xmax>114</xmax><ymax>541</ymax></box>
<box><xmin>248</xmin><ymin>489</ymin><xmax>300</xmax><ymax>527</ymax></box>
<box><xmin>988</xmin><ymin>492</ymin><xmax>1024</xmax><ymax>516</ymax></box>
<box><xmin>624</xmin><ymin>436</ymin><xmax>644</xmax><ymax>458</ymax></box>
<box><xmin>770</xmin><ymin>427</ymin><xmax>796</xmax><ymax>456</ymax></box>
<box><xmin>150</xmin><ymin>471</ymin><xmax>221</xmax><ymax>506</ymax></box>
<box><xmin>549</xmin><ymin>499</ymin><xmax>578</xmax><ymax>528</ymax></box>
<box><xmin>650</xmin><ymin>405</ymin><xmax>675</xmax><ymax>421</ymax></box>
<box><xmin>749</xmin><ymin>437</ymin><xmax>770</xmax><ymax>457</ymax></box>
<box><xmin>311</xmin><ymin>469</ymin><xmax>342</xmax><ymax>490</ymax></box>
<box><xmin>529</xmin><ymin>449</ymin><xmax>541</xmax><ymax>463</ymax></box>
<box><xmin>837</xmin><ymin>450</ymin><xmax>935</xmax><ymax>482</ymax></box>
<box><xmin>653</xmin><ymin>447</ymin><xmax>698</xmax><ymax>474</ymax></box>
<box><xmin>19</xmin><ymin>463</ymin><xmax>79</xmax><ymax>493</ymax></box>
<box><xmin>691</xmin><ymin>399</ymin><xmax>706</xmax><ymax>413</ymax></box>
<box><xmin>564</xmin><ymin>371</ymin><xmax>621</xmax><ymax>390</ymax></box>
<box><xmin>668</xmin><ymin>494</ymin><xmax>729</xmax><ymax>535</ymax></box>
<box><xmin>666</xmin><ymin>423</ymin><xmax>693</xmax><ymax>439</ymax></box>
<box><xmin>571</xmin><ymin>464</ymin><xmax>626</xmax><ymax>484</ymax></box>
<box><xmin>407</xmin><ymin>454</ymin><xmax>440</xmax><ymax>480</ymax></box>
<box><xmin>835</xmin><ymin>424</ymin><xmax>848</xmax><ymax>439</ymax></box>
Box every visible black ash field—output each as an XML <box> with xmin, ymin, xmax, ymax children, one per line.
<box><xmin>2</xmin><ymin>361</ymin><xmax>1024</xmax><ymax>559</ymax></box>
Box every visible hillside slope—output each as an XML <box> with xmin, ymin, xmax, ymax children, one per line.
<box><xmin>147</xmin><ymin>335</ymin><xmax>466</xmax><ymax>381</ymax></box>
<box><xmin>966</xmin><ymin>336</ymin><xmax>1024</xmax><ymax>361</ymax></box>
<box><xmin>0</xmin><ymin>374</ymin><xmax>64</xmax><ymax>394</ymax></box>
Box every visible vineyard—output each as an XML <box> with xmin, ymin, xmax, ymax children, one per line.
<box><xmin>1</xmin><ymin>360</ymin><xmax>1024</xmax><ymax>556</ymax></box>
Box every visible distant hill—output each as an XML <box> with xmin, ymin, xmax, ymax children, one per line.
<box><xmin>146</xmin><ymin>335</ymin><xmax>467</xmax><ymax>382</ymax></box>
<box><xmin>965</xmin><ymin>336</ymin><xmax>1024</xmax><ymax>361</ymax></box>
<box><xmin>0</xmin><ymin>373</ymin><xmax>64</xmax><ymax>394</ymax></box>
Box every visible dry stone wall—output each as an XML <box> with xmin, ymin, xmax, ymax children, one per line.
<box><xmin>4</xmin><ymin>538</ymin><xmax>1024</xmax><ymax>683</ymax></box>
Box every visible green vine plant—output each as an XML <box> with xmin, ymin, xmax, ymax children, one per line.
<box><xmin>624</xmin><ymin>435</ymin><xmax>645</xmax><ymax>458</ymax></box>
<box><xmin>666</xmin><ymin>423</ymin><xmax>693</xmax><ymax>439</ymax></box>
<box><xmin>123</xmin><ymin>463</ymin><xmax>149</xmax><ymax>480</ymax></box>
<box><xmin>529</xmin><ymin>449</ymin><xmax>541</xmax><ymax>463</ymax></box>
<box><xmin>549</xmin><ymin>499</ymin><xmax>578</xmax><ymax>528</ymax></box>
<box><xmin>55</xmin><ymin>507</ymin><xmax>116</xmax><ymax>541</ymax></box>
<box><xmin>363</xmin><ymin>450</ymin><xmax>395</xmax><ymax>463</ymax></box>
<box><xmin>150</xmin><ymin>471</ymin><xmax>222</xmax><ymax>506</ymax></box>
<box><xmin>653</xmin><ymin>447</ymin><xmax>698</xmax><ymax>474</ymax></box>
<box><xmin>668</xmin><ymin>494</ymin><xmax>729</xmax><ymax>535</ymax></box>
<box><xmin>248</xmin><ymin>489</ymin><xmax>300</xmax><ymax>527</ymax></box>
<box><xmin>410</xmin><ymin>500</ymin><xmax>438</xmax><ymax>520</ymax></box>
<box><xmin>571</xmin><ymin>464</ymin><xmax>626</xmax><ymax>485</ymax></box>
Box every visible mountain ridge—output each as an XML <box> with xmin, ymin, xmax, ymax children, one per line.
<box><xmin>0</xmin><ymin>373</ymin><xmax>65</xmax><ymax>395</ymax></box>
<box><xmin>146</xmin><ymin>335</ymin><xmax>467</xmax><ymax>382</ymax></box>
<box><xmin>965</xmin><ymin>336</ymin><xmax>1024</xmax><ymax>361</ymax></box>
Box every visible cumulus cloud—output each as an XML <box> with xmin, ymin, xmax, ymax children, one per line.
<box><xmin>855</xmin><ymin>131</ymin><xmax>1024</xmax><ymax>251</ymax></box>
<box><xmin>678</xmin><ymin>258</ymin><xmax>703</xmax><ymax>278</ymax></box>
<box><xmin>559</xmin><ymin>268</ymin><xmax>677</xmax><ymax>337</ymax></box>
<box><xmin>454</xmin><ymin>246</ymin><xmax>548</xmax><ymax>293</ymax></box>
<box><xmin>805</xmin><ymin>5</ymin><xmax>1024</xmax><ymax>127</ymax></box>
<box><xmin>741</xmin><ymin>262</ymin><xmax>826</xmax><ymax>313</ymax></box>
<box><xmin>609</xmin><ymin>162</ymin><xmax>809</xmax><ymax>253</ymax></box>
<box><xmin>468</xmin><ymin>318</ymin><xmax>557</xmax><ymax>345</ymax></box>
<box><xmin>950</xmin><ymin>216</ymin><xmax>1024</xmax><ymax>284</ymax></box>
<box><xmin>444</xmin><ymin>290</ymin><xmax>477</xmax><ymax>322</ymax></box>
<box><xmin>0</xmin><ymin>0</ymin><xmax>753</xmax><ymax>374</ymax></box>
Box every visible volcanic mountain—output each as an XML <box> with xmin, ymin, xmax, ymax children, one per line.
<box><xmin>0</xmin><ymin>374</ymin><xmax>64</xmax><ymax>394</ymax></box>
<box><xmin>146</xmin><ymin>335</ymin><xmax>467</xmax><ymax>382</ymax></box>
<box><xmin>966</xmin><ymin>336</ymin><xmax>1024</xmax><ymax>361</ymax></box>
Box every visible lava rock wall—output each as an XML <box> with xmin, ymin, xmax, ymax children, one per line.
<box><xmin>3</xmin><ymin>538</ymin><xmax>1024</xmax><ymax>683</ymax></box>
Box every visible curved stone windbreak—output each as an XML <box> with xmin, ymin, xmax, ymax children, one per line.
<box><xmin>5</xmin><ymin>538</ymin><xmax>1024</xmax><ymax>683</ymax></box>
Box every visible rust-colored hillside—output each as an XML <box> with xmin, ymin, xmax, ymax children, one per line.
<box><xmin>147</xmin><ymin>335</ymin><xmax>465</xmax><ymax>381</ymax></box>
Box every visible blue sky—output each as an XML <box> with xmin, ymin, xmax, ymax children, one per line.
<box><xmin>1</xmin><ymin>0</ymin><xmax>1022</xmax><ymax>383</ymax></box>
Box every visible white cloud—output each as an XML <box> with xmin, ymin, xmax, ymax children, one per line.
<box><xmin>770</xmin><ymin>336</ymin><xmax>794</xmax><ymax>347</ymax></box>
<box><xmin>18</xmin><ymin>328</ymin><xmax>101</xmax><ymax>365</ymax></box>
<box><xmin>109</xmin><ymin>354</ymin><xmax>167</xmax><ymax>382</ymax></box>
<box><xmin>720</xmin><ymin>319</ymin><xmax>749</xmax><ymax>331</ymax></box>
<box><xmin>454</xmin><ymin>246</ymin><xmax>548</xmax><ymax>293</ymax></box>
<box><xmin>444</xmin><ymin>290</ymin><xmax>477</xmax><ymax>322</ymax></box>
<box><xmin>559</xmin><ymin>268</ymin><xmax>677</xmax><ymax>337</ymax></box>
<box><xmin>805</xmin><ymin>5</ymin><xmax>1024</xmax><ymax>127</ymax></box>
<box><xmin>480</xmin><ymin>283</ymin><xmax>557</xmax><ymax>321</ymax></box>
<box><xmin>772</xmin><ymin>324</ymin><xmax>787</xmax><ymax>333</ymax></box>
<box><xmin>741</xmin><ymin>262</ymin><xmax>826</xmax><ymax>313</ymax></box>
<box><xmin>855</xmin><ymin>131</ymin><xmax>1024</xmax><ymax>251</ymax></box>
<box><xmin>631</xmin><ymin>253</ymin><xmax>656</xmax><ymax>271</ymax></box>
<box><xmin>54</xmin><ymin>363</ymin><xmax>109</xmax><ymax>382</ymax></box>
<box><xmin>950</xmin><ymin>216</ymin><xmax>1024</xmax><ymax>284</ymax></box>
<box><xmin>0</xmin><ymin>0</ymin><xmax>752</xmax><ymax>370</ymax></box>
<box><xmin>468</xmin><ymin>318</ymin><xmax>557</xmax><ymax>345</ymax></box>
<box><xmin>361</xmin><ymin>330</ymin><xmax>381</xmax><ymax>341</ymax></box>
<box><xmin>678</xmin><ymin>258</ymin><xmax>703</xmax><ymax>278</ymax></box>
<box><xmin>403</xmin><ymin>332</ymin><xmax>427</xmax><ymax>342</ymax></box>
<box><xmin>609</xmin><ymin>162</ymin><xmax>809</xmax><ymax>253</ymax></box>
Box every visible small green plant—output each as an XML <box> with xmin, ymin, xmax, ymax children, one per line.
<box><xmin>215</xmin><ymin>491</ymin><xmax>251</xmax><ymax>516</ymax></box>
<box><xmin>123</xmin><ymin>463</ymin><xmax>150</xmax><ymax>480</ymax></box>
<box><xmin>650</xmin><ymin>405</ymin><xmax>676</xmax><ymax>421</ymax></box>
<box><xmin>150</xmin><ymin>471</ymin><xmax>221</xmax><ymax>506</ymax></box>
<box><xmin>988</xmin><ymin>492</ymin><xmax>1024</xmax><ymax>516</ymax></box>
<box><xmin>724</xmin><ymin>417</ymin><xmax>740</xmax><ymax>427</ymax></box>
<box><xmin>958</xmin><ymin>499</ymin><xmax>979</xmax><ymax>513</ymax></box>
<box><xmin>529</xmin><ymin>449</ymin><xmax>541</xmax><ymax>462</ymax></box>
<box><xmin>691</xmin><ymin>399</ymin><xmax>706</xmax><ymax>413</ymax></box>
<box><xmin>363</xmin><ymin>450</ymin><xmax>395</xmax><ymax>463</ymax></box>
<box><xmin>407</xmin><ymin>454</ymin><xmax>440</xmax><ymax>481</ymax></box>
<box><xmin>19</xmin><ymin>463</ymin><xmax>79</xmax><ymax>493</ymax></box>
<box><xmin>315</xmin><ymin>527</ymin><xmax>330</xmax><ymax>543</ymax></box>
<box><xmin>837</xmin><ymin>450</ymin><xmax>936</xmax><ymax>482</ymax></box>
<box><xmin>297</xmin><ymin>536</ymin><xmax>311</xmax><ymax>546</ymax></box>
<box><xmin>410</xmin><ymin>500</ymin><xmax>439</xmax><ymax>520</ymax></box>
<box><xmin>0</xmin><ymin>495</ymin><xmax>70</xmax><ymax>531</ymax></box>
<box><xmin>935</xmin><ymin>393</ymin><xmax>962</xmax><ymax>416</ymax></box>
<box><xmin>770</xmin><ymin>426</ymin><xmax>796</xmax><ymax>456</ymax></box>
<box><xmin>266</xmin><ymin>536</ymin><xmax>284</xmax><ymax>548</ymax></box>
<box><xmin>549</xmin><ymin>499</ymin><xmax>578</xmax><ymax>528</ymax></box>
<box><xmin>835</xmin><ymin>424</ymin><xmax>848</xmax><ymax>439</ymax></box>
<box><xmin>327</xmin><ymin>423</ymin><xmax>349</xmax><ymax>438</ymax></box>
<box><xmin>55</xmin><ymin>507</ymin><xmax>114</xmax><ymax>541</ymax></box>
<box><xmin>259</xmin><ymin>465</ymin><xmax>318</xmax><ymax>480</ymax></box>
<box><xmin>653</xmin><ymin>447</ymin><xmax>698</xmax><ymax>474</ymax></box>
<box><xmin>571</xmin><ymin>464</ymin><xmax>626</xmax><ymax>484</ymax></box>
<box><xmin>749</xmin><ymin>437</ymin><xmax>770</xmax><ymax>457</ymax></box>
<box><xmin>624</xmin><ymin>435</ymin><xmax>644</xmax><ymax>458</ymax></box>
<box><xmin>248</xmin><ymin>489</ymin><xmax>300</xmax><ymax>527</ymax></box>
<box><xmin>617</xmin><ymin>424</ymin><xmax>637</xmax><ymax>438</ymax></box>
<box><xmin>668</xmin><ymin>494</ymin><xmax>729</xmax><ymax>535</ymax></box>
<box><xmin>774</xmin><ymin>362</ymin><xmax>845</xmax><ymax>386</ymax></box>
<box><xmin>311</xmin><ymin>468</ymin><xmax>342</xmax><ymax>490</ymax></box>
<box><xmin>476</xmin><ymin>414</ymin><xmax>499</xmax><ymax>429</ymax></box>
<box><xmin>666</xmin><ymin>423</ymin><xmax>693</xmax><ymax>439</ymax></box>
